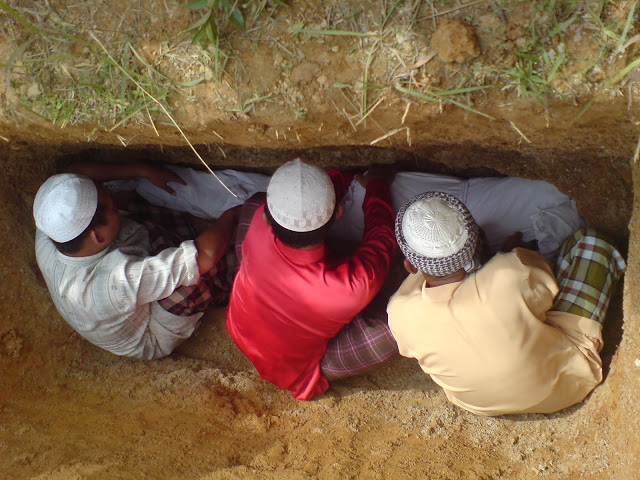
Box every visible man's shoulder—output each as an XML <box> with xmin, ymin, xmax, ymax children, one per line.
<box><xmin>388</xmin><ymin>274</ymin><xmax>427</xmax><ymax>317</ymax></box>
<box><xmin>35</xmin><ymin>229</ymin><xmax>60</xmax><ymax>268</ymax></box>
<box><xmin>482</xmin><ymin>249</ymin><xmax>552</xmax><ymax>277</ymax></box>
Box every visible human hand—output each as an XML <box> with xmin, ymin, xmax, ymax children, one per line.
<box><xmin>195</xmin><ymin>226</ymin><xmax>222</xmax><ymax>274</ymax></box>
<box><xmin>500</xmin><ymin>231</ymin><xmax>538</xmax><ymax>252</ymax></box>
<box><xmin>355</xmin><ymin>165</ymin><xmax>396</xmax><ymax>188</ymax></box>
<box><xmin>220</xmin><ymin>205</ymin><xmax>242</xmax><ymax>224</ymax></box>
<box><xmin>143</xmin><ymin>166</ymin><xmax>187</xmax><ymax>196</ymax></box>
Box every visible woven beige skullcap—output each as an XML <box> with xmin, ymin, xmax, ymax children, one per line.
<box><xmin>396</xmin><ymin>192</ymin><xmax>479</xmax><ymax>276</ymax></box>
<box><xmin>267</xmin><ymin>158</ymin><xmax>336</xmax><ymax>232</ymax></box>
<box><xmin>33</xmin><ymin>173</ymin><xmax>98</xmax><ymax>243</ymax></box>
<box><xmin>402</xmin><ymin>196</ymin><xmax>468</xmax><ymax>257</ymax></box>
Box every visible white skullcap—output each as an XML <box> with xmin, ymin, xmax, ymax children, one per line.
<box><xmin>395</xmin><ymin>192</ymin><xmax>479</xmax><ymax>276</ymax></box>
<box><xmin>33</xmin><ymin>173</ymin><xmax>98</xmax><ymax>243</ymax></box>
<box><xmin>267</xmin><ymin>158</ymin><xmax>336</xmax><ymax>232</ymax></box>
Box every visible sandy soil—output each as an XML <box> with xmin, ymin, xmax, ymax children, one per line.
<box><xmin>0</xmin><ymin>141</ymin><xmax>637</xmax><ymax>479</ymax></box>
<box><xmin>1</xmin><ymin>1</ymin><xmax>640</xmax><ymax>479</ymax></box>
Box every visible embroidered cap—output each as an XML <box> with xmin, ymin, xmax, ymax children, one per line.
<box><xmin>267</xmin><ymin>158</ymin><xmax>336</xmax><ymax>232</ymax></box>
<box><xmin>396</xmin><ymin>192</ymin><xmax>479</xmax><ymax>276</ymax></box>
<box><xmin>33</xmin><ymin>173</ymin><xmax>98</xmax><ymax>243</ymax></box>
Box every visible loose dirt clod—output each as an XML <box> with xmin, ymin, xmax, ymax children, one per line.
<box><xmin>431</xmin><ymin>19</ymin><xmax>481</xmax><ymax>63</ymax></box>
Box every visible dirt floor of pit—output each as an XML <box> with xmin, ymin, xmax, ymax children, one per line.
<box><xmin>0</xmin><ymin>143</ymin><xmax>638</xmax><ymax>480</ymax></box>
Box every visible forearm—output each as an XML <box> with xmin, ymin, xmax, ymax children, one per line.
<box><xmin>65</xmin><ymin>162</ymin><xmax>151</xmax><ymax>182</ymax></box>
<box><xmin>362</xmin><ymin>179</ymin><xmax>394</xmax><ymax>232</ymax></box>
<box><xmin>351</xmin><ymin>179</ymin><xmax>397</xmax><ymax>287</ymax></box>
<box><xmin>195</xmin><ymin>208</ymin><xmax>237</xmax><ymax>274</ymax></box>
<box><xmin>327</xmin><ymin>169</ymin><xmax>355</xmax><ymax>202</ymax></box>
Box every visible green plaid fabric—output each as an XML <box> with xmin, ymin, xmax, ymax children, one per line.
<box><xmin>553</xmin><ymin>227</ymin><xmax>626</xmax><ymax>324</ymax></box>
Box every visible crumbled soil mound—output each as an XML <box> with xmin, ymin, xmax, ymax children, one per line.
<box><xmin>431</xmin><ymin>19</ymin><xmax>481</xmax><ymax>63</ymax></box>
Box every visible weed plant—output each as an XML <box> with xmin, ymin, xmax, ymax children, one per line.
<box><xmin>186</xmin><ymin>0</ymin><xmax>287</xmax><ymax>45</ymax></box>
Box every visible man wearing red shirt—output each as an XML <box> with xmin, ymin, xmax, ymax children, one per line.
<box><xmin>226</xmin><ymin>159</ymin><xmax>398</xmax><ymax>400</ymax></box>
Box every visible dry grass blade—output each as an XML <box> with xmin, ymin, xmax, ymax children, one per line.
<box><xmin>401</xmin><ymin>102</ymin><xmax>410</xmax><ymax>124</ymax></box>
<box><xmin>418</xmin><ymin>0</ymin><xmax>486</xmax><ymax>21</ymax></box>
<box><xmin>355</xmin><ymin>93</ymin><xmax>385</xmax><ymax>127</ymax></box>
<box><xmin>370</xmin><ymin>127</ymin><xmax>407</xmax><ymax>145</ymax></box>
<box><xmin>291</xmin><ymin>23</ymin><xmax>377</xmax><ymax>37</ymax></box>
<box><xmin>509</xmin><ymin>121</ymin><xmax>531</xmax><ymax>143</ymax></box>
<box><xmin>633</xmin><ymin>129</ymin><xmax>640</xmax><ymax>164</ymax></box>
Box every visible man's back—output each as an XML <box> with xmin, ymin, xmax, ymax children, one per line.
<box><xmin>227</xmin><ymin>200</ymin><xmax>394</xmax><ymax>400</ymax></box>
<box><xmin>36</xmin><ymin>218</ymin><xmax>202</xmax><ymax>359</ymax></box>
<box><xmin>227</xmin><ymin>168</ymin><xmax>397</xmax><ymax>401</ymax></box>
<box><xmin>388</xmin><ymin>249</ymin><xmax>603</xmax><ymax>415</ymax></box>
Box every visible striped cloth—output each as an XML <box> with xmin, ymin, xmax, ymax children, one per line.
<box><xmin>553</xmin><ymin>227</ymin><xmax>626</xmax><ymax>324</ymax></box>
<box><xmin>124</xmin><ymin>195</ymin><xmax>235</xmax><ymax>316</ymax></box>
<box><xmin>235</xmin><ymin>192</ymin><xmax>266</xmax><ymax>267</ymax></box>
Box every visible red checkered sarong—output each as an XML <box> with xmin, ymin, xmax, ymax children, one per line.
<box><xmin>321</xmin><ymin>314</ymin><xmax>398</xmax><ymax>380</ymax></box>
<box><xmin>122</xmin><ymin>196</ymin><xmax>235</xmax><ymax>316</ymax></box>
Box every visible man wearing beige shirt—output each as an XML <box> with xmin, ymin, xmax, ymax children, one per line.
<box><xmin>387</xmin><ymin>192</ymin><xmax>626</xmax><ymax>416</ymax></box>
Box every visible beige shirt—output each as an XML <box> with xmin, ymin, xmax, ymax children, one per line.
<box><xmin>388</xmin><ymin>249</ymin><xmax>603</xmax><ymax>416</ymax></box>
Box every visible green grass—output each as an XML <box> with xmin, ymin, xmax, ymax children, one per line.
<box><xmin>186</xmin><ymin>0</ymin><xmax>287</xmax><ymax>45</ymax></box>
<box><xmin>395</xmin><ymin>85</ymin><xmax>495</xmax><ymax>119</ymax></box>
<box><xmin>229</xmin><ymin>93</ymin><xmax>274</xmax><ymax>114</ymax></box>
<box><xmin>0</xmin><ymin>1</ymin><xmax>197</xmax><ymax>130</ymax></box>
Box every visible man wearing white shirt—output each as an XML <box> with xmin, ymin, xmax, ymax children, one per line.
<box><xmin>33</xmin><ymin>163</ymin><xmax>238</xmax><ymax>359</ymax></box>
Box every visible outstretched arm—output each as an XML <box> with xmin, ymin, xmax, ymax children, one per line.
<box><xmin>194</xmin><ymin>206</ymin><xmax>240</xmax><ymax>274</ymax></box>
<box><xmin>65</xmin><ymin>162</ymin><xmax>186</xmax><ymax>195</ymax></box>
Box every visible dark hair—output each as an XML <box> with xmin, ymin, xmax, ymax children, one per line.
<box><xmin>265</xmin><ymin>203</ymin><xmax>336</xmax><ymax>249</ymax></box>
<box><xmin>53</xmin><ymin>203</ymin><xmax>108</xmax><ymax>255</ymax></box>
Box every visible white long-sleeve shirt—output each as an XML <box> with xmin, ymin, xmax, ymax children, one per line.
<box><xmin>35</xmin><ymin>218</ymin><xmax>201</xmax><ymax>359</ymax></box>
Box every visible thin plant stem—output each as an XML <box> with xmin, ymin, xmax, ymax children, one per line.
<box><xmin>89</xmin><ymin>32</ymin><xmax>238</xmax><ymax>198</ymax></box>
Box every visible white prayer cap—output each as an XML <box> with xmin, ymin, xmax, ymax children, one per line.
<box><xmin>33</xmin><ymin>173</ymin><xmax>98</xmax><ymax>243</ymax></box>
<box><xmin>396</xmin><ymin>192</ymin><xmax>479</xmax><ymax>276</ymax></box>
<box><xmin>267</xmin><ymin>158</ymin><xmax>336</xmax><ymax>232</ymax></box>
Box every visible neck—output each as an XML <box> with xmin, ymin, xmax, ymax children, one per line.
<box><xmin>63</xmin><ymin>243</ymin><xmax>110</xmax><ymax>258</ymax></box>
<box><xmin>296</xmin><ymin>242</ymin><xmax>323</xmax><ymax>251</ymax></box>
<box><xmin>423</xmin><ymin>269</ymin><xmax>468</xmax><ymax>287</ymax></box>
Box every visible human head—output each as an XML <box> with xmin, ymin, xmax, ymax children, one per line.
<box><xmin>33</xmin><ymin>174</ymin><xmax>118</xmax><ymax>255</ymax></box>
<box><xmin>266</xmin><ymin>158</ymin><xmax>337</xmax><ymax>248</ymax></box>
<box><xmin>395</xmin><ymin>192</ymin><xmax>480</xmax><ymax>278</ymax></box>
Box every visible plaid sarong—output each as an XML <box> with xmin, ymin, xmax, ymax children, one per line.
<box><xmin>235</xmin><ymin>192</ymin><xmax>266</xmax><ymax>267</ymax></box>
<box><xmin>321</xmin><ymin>315</ymin><xmax>398</xmax><ymax>380</ymax></box>
<box><xmin>553</xmin><ymin>227</ymin><xmax>626</xmax><ymax>324</ymax></box>
<box><xmin>121</xmin><ymin>195</ymin><xmax>235</xmax><ymax>316</ymax></box>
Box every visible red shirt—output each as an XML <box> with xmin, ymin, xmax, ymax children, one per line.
<box><xmin>226</xmin><ymin>172</ymin><xmax>397</xmax><ymax>400</ymax></box>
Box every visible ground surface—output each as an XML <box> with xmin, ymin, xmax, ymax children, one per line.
<box><xmin>1</xmin><ymin>1</ymin><xmax>640</xmax><ymax>479</ymax></box>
